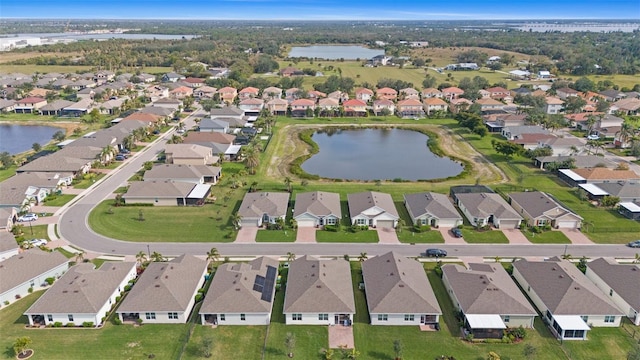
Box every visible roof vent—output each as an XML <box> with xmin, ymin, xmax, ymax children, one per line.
<box><xmin>73</xmin><ymin>290</ymin><xmax>79</xmax><ymax>293</ymax></box>
<box><xmin>552</xmin><ymin>267</ymin><xmax>556</xmax><ymax>271</ymax></box>
<box><xmin>386</xmin><ymin>260</ymin><xmax>390</xmax><ymax>263</ymax></box>
<box><xmin>155</xmin><ymin>276</ymin><xmax>159</xmax><ymax>279</ymax></box>
<box><xmin>235</xmin><ymin>288</ymin><xmax>241</xmax><ymax>291</ymax></box>
<box><xmin>311</xmin><ymin>273</ymin><xmax>315</xmax><ymax>277</ymax></box>
<box><xmin>316</xmin><ymin>285</ymin><xmax>322</xmax><ymax>288</ymax></box>
<box><xmin>559</xmin><ymin>275</ymin><xmax>564</xmax><ymax>278</ymax></box>
<box><xmin>323</xmin><ymin>264</ymin><xmax>326</xmax><ymax>267</ymax></box>
<box><xmin>63</xmin><ymin>290</ymin><xmax>68</xmax><ymax>293</ymax></box>
<box><xmin>170</xmin><ymin>266</ymin><xmax>174</xmax><ymax>270</ymax></box>
<box><xmin>155</xmin><ymin>284</ymin><xmax>160</xmax><ymax>287</ymax></box>
<box><xmin>233</xmin><ymin>280</ymin><xmax>236</xmax><ymax>284</ymax></box>
<box><xmin>165</xmin><ymin>275</ymin><xmax>169</xmax><ymax>279</ymax></box>
<box><xmin>399</xmin><ymin>284</ymin><xmax>405</xmax><ymax>288</ymax></box>
<box><xmin>390</xmin><ymin>272</ymin><xmax>394</xmax><ymax>276</ymax></box>
<box><xmin>574</xmin><ymin>286</ymin><xmax>580</xmax><ymax>290</ymax></box>
<box><xmin>311</xmin><ymin>264</ymin><xmax>315</xmax><ymax>268</ymax></box>
<box><xmin>482</xmin><ymin>281</ymin><xmax>487</xmax><ymax>284</ymax></box>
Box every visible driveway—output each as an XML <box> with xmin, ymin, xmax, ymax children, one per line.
<box><xmin>235</xmin><ymin>227</ymin><xmax>258</xmax><ymax>243</ymax></box>
<box><xmin>376</xmin><ymin>227</ymin><xmax>399</xmax><ymax>244</ymax></box>
<box><xmin>559</xmin><ymin>229</ymin><xmax>594</xmax><ymax>244</ymax></box>
<box><xmin>295</xmin><ymin>227</ymin><xmax>316</xmax><ymax>243</ymax></box>
<box><xmin>439</xmin><ymin>227</ymin><xmax>466</xmax><ymax>244</ymax></box>
<box><xmin>500</xmin><ymin>229</ymin><xmax>532</xmax><ymax>244</ymax></box>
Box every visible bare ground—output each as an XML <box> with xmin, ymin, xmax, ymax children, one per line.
<box><xmin>267</xmin><ymin>123</ymin><xmax>507</xmax><ymax>185</ymax></box>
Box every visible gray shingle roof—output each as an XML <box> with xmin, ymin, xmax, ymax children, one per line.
<box><xmin>293</xmin><ymin>191</ymin><xmax>341</xmax><ymax>219</ymax></box>
<box><xmin>513</xmin><ymin>258</ymin><xmax>623</xmax><ymax>315</ymax></box>
<box><xmin>25</xmin><ymin>261</ymin><xmax>134</xmax><ymax>314</ymax></box>
<box><xmin>587</xmin><ymin>258</ymin><xmax>640</xmax><ymax>311</ymax></box>
<box><xmin>123</xmin><ymin>181</ymin><xmax>195</xmax><ymax>199</ymax></box>
<box><xmin>403</xmin><ymin>192</ymin><xmax>461</xmax><ymax>221</ymax></box>
<box><xmin>199</xmin><ymin>118</ymin><xmax>230</xmax><ymax>130</ymax></box>
<box><xmin>210</xmin><ymin>106</ymin><xmax>244</xmax><ymax>117</ymax></box>
<box><xmin>348</xmin><ymin>191</ymin><xmax>399</xmax><ymax>219</ymax></box>
<box><xmin>143</xmin><ymin>164</ymin><xmax>220</xmax><ymax>182</ymax></box>
<box><xmin>283</xmin><ymin>256</ymin><xmax>355</xmax><ymax>313</ymax></box>
<box><xmin>118</xmin><ymin>255</ymin><xmax>207</xmax><ymax>313</ymax></box>
<box><xmin>442</xmin><ymin>263</ymin><xmax>536</xmax><ymax>316</ymax></box>
<box><xmin>17</xmin><ymin>146</ymin><xmax>101</xmax><ymax>173</ymax></box>
<box><xmin>165</xmin><ymin>144</ymin><xmax>212</xmax><ymax>160</ymax></box>
<box><xmin>0</xmin><ymin>172</ymin><xmax>71</xmax><ymax>206</ymax></box>
<box><xmin>592</xmin><ymin>182</ymin><xmax>640</xmax><ymax>200</ymax></box>
<box><xmin>238</xmin><ymin>192</ymin><xmax>290</xmax><ymax>219</ymax></box>
<box><xmin>509</xmin><ymin>191</ymin><xmax>582</xmax><ymax>220</ymax></box>
<box><xmin>456</xmin><ymin>193</ymin><xmax>522</xmax><ymax>220</ymax></box>
<box><xmin>362</xmin><ymin>252</ymin><xmax>441</xmax><ymax>314</ymax></box>
<box><xmin>200</xmin><ymin>257</ymin><xmax>279</xmax><ymax>314</ymax></box>
<box><xmin>0</xmin><ymin>231</ymin><xmax>18</xmax><ymax>254</ymax></box>
<box><xmin>0</xmin><ymin>250</ymin><xmax>68</xmax><ymax>294</ymax></box>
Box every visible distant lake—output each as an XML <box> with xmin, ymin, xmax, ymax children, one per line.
<box><xmin>5</xmin><ymin>33</ymin><xmax>198</xmax><ymax>40</ymax></box>
<box><xmin>301</xmin><ymin>128</ymin><xmax>463</xmax><ymax>181</ymax></box>
<box><xmin>0</xmin><ymin>124</ymin><xmax>58</xmax><ymax>155</ymax></box>
<box><xmin>288</xmin><ymin>45</ymin><xmax>384</xmax><ymax>60</ymax></box>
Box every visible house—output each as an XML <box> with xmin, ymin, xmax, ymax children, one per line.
<box><xmin>618</xmin><ymin>201</ymin><xmax>640</xmax><ymax>220</ymax></box>
<box><xmin>14</xmin><ymin>97</ymin><xmax>47</xmax><ymax>113</ymax></box>
<box><xmin>0</xmin><ymin>171</ymin><xmax>73</xmax><ymax>208</ymax></box>
<box><xmin>61</xmin><ymin>98</ymin><xmax>94</xmax><ymax>117</ymax></box>
<box><xmin>537</xmin><ymin>137</ymin><xmax>585</xmax><ymax>156</ymax></box>
<box><xmin>399</xmin><ymin>88</ymin><xmax>420</xmax><ymax>100</ymax></box>
<box><xmin>484</xmin><ymin>113</ymin><xmax>527</xmax><ymax>133</ymax></box>
<box><xmin>421</xmin><ymin>88</ymin><xmax>443</xmax><ymax>99</ymax></box>
<box><xmin>442</xmin><ymin>263</ymin><xmax>537</xmax><ymax>339</ymax></box>
<box><xmin>556</xmin><ymin>88</ymin><xmax>580</xmax><ymax>100</ymax></box>
<box><xmin>448</xmin><ymin>98</ymin><xmax>473</xmax><ymax>113</ymax></box>
<box><xmin>502</xmin><ymin>125</ymin><xmax>550</xmax><ymax>141</ymax></box>
<box><xmin>210</xmin><ymin>106</ymin><xmax>244</xmax><ymax>120</ymax></box>
<box><xmin>293</xmin><ymin>191</ymin><xmax>341</xmax><ymax>227</ymax></box>
<box><xmin>239</xmin><ymin>87</ymin><xmax>260</xmax><ymax>100</ymax></box>
<box><xmin>183</xmin><ymin>77</ymin><xmax>204</xmax><ymax>88</ymax></box>
<box><xmin>513</xmin><ymin>258</ymin><xmax>624</xmax><ymax>340</ymax></box>
<box><xmin>423</xmin><ymin>98</ymin><xmax>448</xmax><ymax>115</ymax></box>
<box><xmin>207</xmin><ymin>67</ymin><xmax>230</xmax><ymax>79</ymax></box>
<box><xmin>266</xmin><ymin>98</ymin><xmax>288</xmax><ymax>116</ymax></box>
<box><xmin>283</xmin><ymin>256</ymin><xmax>355</xmax><ymax>325</ymax></box>
<box><xmin>485</xmin><ymin>87</ymin><xmax>510</xmax><ymax>100</ymax></box>
<box><xmin>199</xmin><ymin>118</ymin><xmax>229</xmax><ymax>133</ymax></box>
<box><xmin>218</xmin><ymin>87</ymin><xmax>238</xmax><ymax>104</ymax></box>
<box><xmin>200</xmin><ymin>257</ymin><xmax>279</xmax><ymax>325</ymax></box>
<box><xmin>544</xmin><ymin>97</ymin><xmax>564</xmax><ymax>115</ymax></box>
<box><xmin>25</xmin><ymin>261</ymin><xmax>136</xmax><ymax>327</ymax></box>
<box><xmin>0</xmin><ymin>250</ymin><xmax>69</xmax><ymax>307</ymax></box>
<box><xmin>375</xmin><ymin>87</ymin><xmax>397</xmax><ymax>101</ymax></box>
<box><xmin>285</xmin><ymin>88</ymin><xmax>301</xmax><ymax>100</ymax></box>
<box><xmin>585</xmin><ymin>258</ymin><xmax>640</xmax><ymax>326</ymax></box>
<box><xmin>0</xmin><ymin>231</ymin><xmax>19</xmax><ymax>261</ymax></box>
<box><xmin>123</xmin><ymin>181</ymin><xmax>210</xmax><ymax>206</ymax></box>
<box><xmin>372</xmin><ymin>99</ymin><xmax>396</xmax><ymax>115</ymax></box>
<box><xmin>355</xmin><ymin>88</ymin><xmax>374</xmax><ymax>102</ymax></box>
<box><xmin>610</xmin><ymin>98</ymin><xmax>640</xmax><ymax>115</ymax></box>
<box><xmin>509</xmin><ymin>191</ymin><xmax>582</xmax><ymax>229</ymax></box>
<box><xmin>475</xmin><ymin>98</ymin><xmax>504</xmax><ymax>112</ymax></box>
<box><xmin>290</xmin><ymin>99</ymin><xmax>315</xmax><ymax>117</ymax></box>
<box><xmin>262</xmin><ymin>86</ymin><xmax>283</xmax><ymax>100</ymax></box>
<box><xmin>441</xmin><ymin>87</ymin><xmax>464</xmax><ymax>101</ymax></box>
<box><xmin>307</xmin><ymin>90</ymin><xmax>327</xmax><ymax>101</ymax></box>
<box><xmin>578</xmin><ymin>181</ymin><xmax>640</xmax><ymax>203</ymax></box>
<box><xmin>403</xmin><ymin>192</ymin><xmax>463</xmax><ymax>228</ymax></box>
<box><xmin>184</xmin><ymin>131</ymin><xmax>236</xmax><ymax>145</ymax></box>
<box><xmin>0</xmin><ymin>207</ymin><xmax>17</xmax><ymax>233</ymax></box>
<box><xmin>0</xmin><ymin>99</ymin><xmax>16</xmax><ymax>112</ymax></box>
<box><xmin>348</xmin><ymin>191</ymin><xmax>399</xmax><ymax>228</ymax></box>
<box><xmin>280</xmin><ymin>67</ymin><xmax>303</xmax><ymax>77</ymax></box>
<box><xmin>558</xmin><ymin>168</ymin><xmax>640</xmax><ymax>187</ymax></box>
<box><xmin>342</xmin><ymin>99</ymin><xmax>367</xmax><ymax>116</ymax></box>
<box><xmin>598</xmin><ymin>89</ymin><xmax>625</xmax><ymax>102</ymax></box>
<box><xmin>117</xmin><ymin>255</ymin><xmax>207</xmax><ymax>324</ymax></box>
<box><xmin>594</xmin><ymin>114</ymin><xmax>624</xmax><ymax>138</ymax></box>
<box><xmin>508</xmin><ymin>70</ymin><xmax>531</xmax><ymax>80</ymax></box>
<box><xmin>164</xmin><ymin>144</ymin><xmax>218</xmax><ymax>166</ymax></box>
<box><xmin>317</xmin><ymin>98</ymin><xmax>340</xmax><ymax>115</ymax></box>
<box><xmin>143</xmin><ymin>164</ymin><xmax>221</xmax><ymax>185</ymax></box>
<box><xmin>194</xmin><ymin>86</ymin><xmax>217</xmax><ymax>100</ymax></box>
<box><xmin>537</xmin><ymin>71</ymin><xmax>552</xmax><ymax>79</ymax></box>
<box><xmin>455</xmin><ymin>192</ymin><xmax>522</xmax><ymax>228</ymax></box>
<box><xmin>362</xmin><ymin>252</ymin><xmax>442</xmax><ymax>326</ymax></box>
<box><xmin>445</xmin><ymin>63</ymin><xmax>479</xmax><ymax>71</ymax></box>
<box><xmin>534</xmin><ymin>155</ymin><xmax>617</xmax><ymax>170</ymax></box>
<box><xmin>396</xmin><ymin>99</ymin><xmax>425</xmax><ymax>118</ymax></box>
<box><xmin>370</xmin><ymin>55</ymin><xmax>392</xmax><ymax>66</ymax></box>
<box><xmin>153</xmin><ymin>98</ymin><xmax>182</xmax><ymax>111</ymax></box>
<box><xmin>17</xmin><ymin>145</ymin><xmax>101</xmax><ymax>175</ymax></box>
<box><xmin>162</xmin><ymin>72</ymin><xmax>185</xmax><ymax>83</ymax></box>
<box><xmin>122</xmin><ymin>112</ymin><xmax>163</xmax><ymax>124</ymax></box>
<box><xmin>238</xmin><ymin>98</ymin><xmax>264</xmax><ymax>115</ymax></box>
<box><xmin>238</xmin><ymin>192</ymin><xmax>290</xmax><ymax>227</ymax></box>
<box><xmin>169</xmin><ymin>86</ymin><xmax>193</xmax><ymax>99</ymax></box>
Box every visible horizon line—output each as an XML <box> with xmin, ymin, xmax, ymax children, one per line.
<box><xmin>2</xmin><ymin>17</ymin><xmax>640</xmax><ymax>21</ymax></box>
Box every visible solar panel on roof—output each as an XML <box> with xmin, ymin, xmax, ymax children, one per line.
<box><xmin>261</xmin><ymin>266</ymin><xmax>277</xmax><ymax>302</ymax></box>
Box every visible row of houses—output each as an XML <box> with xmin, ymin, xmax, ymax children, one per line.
<box><xmin>233</xmin><ymin>189</ymin><xmax>584</xmax><ymax>230</ymax></box>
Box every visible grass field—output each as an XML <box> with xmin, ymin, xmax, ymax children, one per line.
<box><xmin>396</xmin><ymin>229</ymin><xmax>445</xmax><ymax>243</ymax></box>
<box><xmin>13</xmin><ymin>224</ymin><xmax>50</xmax><ymax>242</ymax></box>
<box><xmin>523</xmin><ymin>230</ymin><xmax>572</xmax><ymax>244</ymax></box>
<box><xmin>42</xmin><ymin>194</ymin><xmax>76</xmax><ymax>207</ymax></box>
<box><xmin>461</xmin><ymin>228</ymin><xmax>510</xmax><ymax>244</ymax></box>
<box><xmin>315</xmin><ymin>229</ymin><xmax>379</xmax><ymax>243</ymax></box>
<box><xmin>255</xmin><ymin>229</ymin><xmax>296</xmax><ymax>242</ymax></box>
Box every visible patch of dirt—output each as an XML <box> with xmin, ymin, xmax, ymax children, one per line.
<box><xmin>127</xmin><ymin>342</ymin><xmax>140</xmax><ymax>348</ymax></box>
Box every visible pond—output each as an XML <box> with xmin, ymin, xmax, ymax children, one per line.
<box><xmin>288</xmin><ymin>45</ymin><xmax>384</xmax><ymax>60</ymax></box>
<box><xmin>0</xmin><ymin>124</ymin><xmax>59</xmax><ymax>155</ymax></box>
<box><xmin>301</xmin><ymin>128</ymin><xmax>464</xmax><ymax>181</ymax></box>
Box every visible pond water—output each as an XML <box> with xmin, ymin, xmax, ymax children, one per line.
<box><xmin>0</xmin><ymin>124</ymin><xmax>59</xmax><ymax>155</ymax></box>
<box><xmin>301</xmin><ymin>128</ymin><xmax>464</xmax><ymax>181</ymax></box>
<box><xmin>288</xmin><ymin>45</ymin><xmax>384</xmax><ymax>60</ymax></box>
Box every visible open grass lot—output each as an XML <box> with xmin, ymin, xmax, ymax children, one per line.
<box><xmin>14</xmin><ymin>224</ymin><xmax>50</xmax><ymax>242</ymax></box>
<box><xmin>72</xmin><ymin>173</ymin><xmax>106</xmax><ymax>189</ymax></box>
<box><xmin>396</xmin><ymin>229</ymin><xmax>445</xmax><ymax>243</ymax></box>
<box><xmin>42</xmin><ymin>194</ymin><xmax>76</xmax><ymax>207</ymax></box>
<box><xmin>316</xmin><ymin>229</ymin><xmax>378</xmax><ymax>243</ymax></box>
<box><xmin>524</xmin><ymin>230</ymin><xmax>572</xmax><ymax>244</ymax></box>
<box><xmin>0</xmin><ymin>291</ymin><xmax>187</xmax><ymax>360</ymax></box>
<box><xmin>461</xmin><ymin>228</ymin><xmax>509</xmax><ymax>244</ymax></box>
<box><xmin>561</xmin><ymin>325</ymin><xmax>637</xmax><ymax>360</ymax></box>
<box><xmin>183</xmin><ymin>325</ymin><xmax>267</xmax><ymax>360</ymax></box>
<box><xmin>255</xmin><ymin>229</ymin><xmax>296</xmax><ymax>242</ymax></box>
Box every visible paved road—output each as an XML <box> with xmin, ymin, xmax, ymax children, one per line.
<box><xmin>55</xmin><ymin>115</ymin><xmax>640</xmax><ymax>259</ymax></box>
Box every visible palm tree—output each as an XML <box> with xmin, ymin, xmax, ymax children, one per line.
<box><xmin>358</xmin><ymin>252</ymin><xmax>368</xmax><ymax>262</ymax></box>
<box><xmin>168</xmin><ymin>134</ymin><xmax>183</xmax><ymax>144</ymax></box>
<box><xmin>244</xmin><ymin>147</ymin><xmax>260</xmax><ymax>174</ymax></box>
<box><xmin>231</xmin><ymin>213</ymin><xmax>242</xmax><ymax>230</ymax></box>
<box><xmin>286</xmin><ymin>252</ymin><xmax>296</xmax><ymax>262</ymax></box>
<box><xmin>284</xmin><ymin>177</ymin><xmax>292</xmax><ymax>193</ymax></box>
<box><xmin>396</xmin><ymin>218</ymin><xmax>405</xmax><ymax>233</ymax></box>
<box><xmin>615</xmin><ymin>122</ymin><xmax>634</xmax><ymax>148</ymax></box>
<box><xmin>100</xmin><ymin>145</ymin><xmax>115</xmax><ymax>164</ymax></box>
<box><xmin>289</xmin><ymin>219</ymin><xmax>298</xmax><ymax>231</ymax></box>
<box><xmin>135</xmin><ymin>251</ymin><xmax>147</xmax><ymax>264</ymax></box>
<box><xmin>75</xmin><ymin>251</ymin><xmax>85</xmax><ymax>263</ymax></box>
<box><xmin>150</xmin><ymin>251</ymin><xmax>165</xmax><ymax>262</ymax></box>
<box><xmin>584</xmin><ymin>115</ymin><xmax>597</xmax><ymax>135</ymax></box>
<box><xmin>206</xmin><ymin>247</ymin><xmax>220</xmax><ymax>263</ymax></box>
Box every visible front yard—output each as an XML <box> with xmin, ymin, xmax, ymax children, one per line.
<box><xmin>315</xmin><ymin>229</ymin><xmax>379</xmax><ymax>243</ymax></box>
<box><xmin>460</xmin><ymin>228</ymin><xmax>510</xmax><ymax>243</ymax></box>
<box><xmin>523</xmin><ymin>230</ymin><xmax>572</xmax><ymax>244</ymax></box>
<box><xmin>42</xmin><ymin>194</ymin><xmax>76</xmax><ymax>207</ymax></box>
<box><xmin>255</xmin><ymin>229</ymin><xmax>296</xmax><ymax>242</ymax></box>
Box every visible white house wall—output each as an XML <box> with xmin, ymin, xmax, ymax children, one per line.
<box><xmin>1</xmin><ymin>262</ymin><xmax>69</xmax><ymax>306</ymax></box>
<box><xmin>200</xmin><ymin>312</ymin><xmax>270</xmax><ymax>325</ymax></box>
<box><xmin>285</xmin><ymin>312</ymin><xmax>354</xmax><ymax>325</ymax></box>
<box><xmin>585</xmin><ymin>269</ymin><xmax>640</xmax><ymax>326</ymax></box>
<box><xmin>0</xmin><ymin>248</ymin><xmax>20</xmax><ymax>262</ymax></box>
<box><xmin>370</xmin><ymin>313</ymin><xmax>439</xmax><ymax>326</ymax></box>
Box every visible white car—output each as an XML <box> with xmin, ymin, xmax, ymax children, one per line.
<box><xmin>17</xmin><ymin>213</ymin><xmax>38</xmax><ymax>222</ymax></box>
<box><xmin>28</xmin><ymin>238</ymin><xmax>48</xmax><ymax>247</ymax></box>
<box><xmin>587</xmin><ymin>134</ymin><xmax>600</xmax><ymax>140</ymax></box>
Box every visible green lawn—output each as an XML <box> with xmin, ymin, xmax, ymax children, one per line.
<box><xmin>0</xmin><ymin>291</ymin><xmax>186</xmax><ymax>360</ymax></box>
<box><xmin>42</xmin><ymin>194</ymin><xmax>76</xmax><ymax>207</ymax></box>
<box><xmin>183</xmin><ymin>325</ymin><xmax>267</xmax><ymax>360</ymax></box>
<box><xmin>73</xmin><ymin>173</ymin><xmax>106</xmax><ymax>189</ymax></box>
<box><xmin>461</xmin><ymin>228</ymin><xmax>510</xmax><ymax>244</ymax></box>
<box><xmin>316</xmin><ymin>229</ymin><xmax>379</xmax><ymax>243</ymax></box>
<box><xmin>561</xmin><ymin>325</ymin><xmax>637</xmax><ymax>360</ymax></box>
<box><xmin>255</xmin><ymin>229</ymin><xmax>297</xmax><ymax>242</ymax></box>
<box><xmin>0</xmin><ymin>165</ymin><xmax>18</xmax><ymax>182</ymax></box>
<box><xmin>523</xmin><ymin>230</ymin><xmax>572</xmax><ymax>244</ymax></box>
<box><xmin>396</xmin><ymin>229</ymin><xmax>445</xmax><ymax>243</ymax></box>
<box><xmin>13</xmin><ymin>224</ymin><xmax>50</xmax><ymax>243</ymax></box>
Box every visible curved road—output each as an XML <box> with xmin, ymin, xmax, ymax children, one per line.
<box><xmin>56</xmin><ymin>112</ymin><xmax>639</xmax><ymax>259</ymax></box>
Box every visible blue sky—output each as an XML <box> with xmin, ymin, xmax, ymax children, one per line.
<box><xmin>2</xmin><ymin>0</ymin><xmax>639</xmax><ymax>20</ymax></box>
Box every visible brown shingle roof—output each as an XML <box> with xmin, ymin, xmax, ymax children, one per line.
<box><xmin>348</xmin><ymin>191</ymin><xmax>399</xmax><ymax>219</ymax></box>
<box><xmin>572</xmin><ymin>168</ymin><xmax>640</xmax><ymax>181</ymax></box>
<box><xmin>0</xmin><ymin>250</ymin><xmax>69</xmax><ymax>294</ymax></box>
<box><xmin>293</xmin><ymin>191</ymin><xmax>341</xmax><ymax>218</ymax></box>
<box><xmin>587</xmin><ymin>258</ymin><xmax>640</xmax><ymax>311</ymax></box>
<box><xmin>238</xmin><ymin>192</ymin><xmax>290</xmax><ymax>219</ymax></box>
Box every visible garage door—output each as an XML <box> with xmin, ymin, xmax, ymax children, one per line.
<box><xmin>498</xmin><ymin>220</ymin><xmax>520</xmax><ymax>229</ymax></box>
<box><xmin>556</xmin><ymin>220</ymin><xmax>578</xmax><ymax>229</ymax></box>
<box><xmin>241</xmin><ymin>219</ymin><xmax>259</xmax><ymax>227</ymax></box>
<box><xmin>377</xmin><ymin>220</ymin><xmax>395</xmax><ymax>228</ymax></box>
<box><xmin>438</xmin><ymin>219</ymin><xmax>460</xmax><ymax>228</ymax></box>
<box><xmin>296</xmin><ymin>219</ymin><xmax>316</xmax><ymax>228</ymax></box>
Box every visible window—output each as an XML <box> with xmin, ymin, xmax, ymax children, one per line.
<box><xmin>527</xmin><ymin>286</ymin><xmax>530</xmax><ymax>292</ymax></box>
<box><xmin>240</xmin><ymin>314</ymin><xmax>246</xmax><ymax>321</ymax></box>
<box><xmin>292</xmin><ymin>314</ymin><xmax>302</xmax><ymax>321</ymax></box>
<box><xmin>168</xmin><ymin>312</ymin><xmax>178</xmax><ymax>320</ymax></box>
<box><xmin>220</xmin><ymin>314</ymin><xmax>225</xmax><ymax>321</ymax></box>
<box><xmin>546</xmin><ymin>311</ymin><xmax>552</xmax><ymax>320</ymax></box>
<box><xmin>326</xmin><ymin>218</ymin><xmax>336</xmax><ymax>225</ymax></box>
<box><xmin>318</xmin><ymin>314</ymin><xmax>328</xmax><ymax>321</ymax></box>
<box><xmin>581</xmin><ymin>316</ymin><xmax>588</xmax><ymax>323</ymax></box>
<box><xmin>604</xmin><ymin>315</ymin><xmax>615</xmax><ymax>323</ymax></box>
<box><xmin>504</xmin><ymin>315</ymin><xmax>510</xmax><ymax>323</ymax></box>
<box><xmin>421</xmin><ymin>218</ymin><xmax>428</xmax><ymax>225</ymax></box>
<box><xmin>377</xmin><ymin>314</ymin><xmax>388</xmax><ymax>321</ymax></box>
<box><xmin>47</xmin><ymin>315</ymin><xmax>53</xmax><ymax>322</ymax></box>
<box><xmin>145</xmin><ymin>312</ymin><xmax>156</xmax><ymax>320</ymax></box>
<box><xmin>68</xmin><ymin>315</ymin><xmax>74</xmax><ymax>322</ymax></box>
<box><xmin>356</xmin><ymin>218</ymin><xmax>367</xmax><ymax>225</ymax></box>
<box><xmin>609</xmin><ymin>289</ymin><xmax>613</xmax><ymax>296</ymax></box>
<box><xmin>404</xmin><ymin>314</ymin><xmax>415</xmax><ymax>322</ymax></box>
<box><xmin>537</xmin><ymin>219</ymin><xmax>547</xmax><ymax>226</ymax></box>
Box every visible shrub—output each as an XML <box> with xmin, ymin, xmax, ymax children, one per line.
<box><xmin>28</xmin><ymin>287</ymin><xmax>33</xmax><ymax>293</ymax></box>
<box><xmin>82</xmin><ymin>322</ymin><xmax>94</xmax><ymax>328</ymax></box>
<box><xmin>113</xmin><ymin>318</ymin><xmax>122</xmax><ymax>325</ymax></box>
<box><xmin>66</xmin><ymin>322</ymin><xmax>75</xmax><ymax>327</ymax></box>
<box><xmin>195</xmin><ymin>294</ymin><xmax>203</xmax><ymax>302</ymax></box>
<box><xmin>124</xmin><ymin>284</ymin><xmax>132</xmax><ymax>291</ymax></box>
<box><xmin>324</xmin><ymin>225</ymin><xmax>339</xmax><ymax>232</ymax></box>
<box><xmin>4</xmin><ymin>300</ymin><xmax>10</xmax><ymax>306</ymax></box>
<box><xmin>45</xmin><ymin>277</ymin><xmax>55</xmax><ymax>285</ymax></box>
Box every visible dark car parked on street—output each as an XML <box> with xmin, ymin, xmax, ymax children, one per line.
<box><xmin>425</xmin><ymin>248</ymin><xmax>447</xmax><ymax>257</ymax></box>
